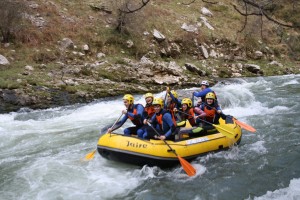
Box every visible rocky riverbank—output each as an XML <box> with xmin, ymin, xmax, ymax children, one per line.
<box><xmin>1</xmin><ymin>50</ymin><xmax>298</xmax><ymax>114</ymax></box>
<box><xmin>1</xmin><ymin>1</ymin><xmax>299</xmax><ymax>113</ymax></box>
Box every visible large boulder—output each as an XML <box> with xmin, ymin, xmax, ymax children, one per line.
<box><xmin>153</xmin><ymin>29</ymin><xmax>165</xmax><ymax>42</ymax></box>
<box><xmin>245</xmin><ymin>64</ymin><xmax>263</xmax><ymax>74</ymax></box>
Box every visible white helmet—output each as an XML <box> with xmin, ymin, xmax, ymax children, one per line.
<box><xmin>201</xmin><ymin>80</ymin><xmax>209</xmax><ymax>86</ymax></box>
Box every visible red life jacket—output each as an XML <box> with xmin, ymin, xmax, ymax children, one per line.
<box><xmin>204</xmin><ymin>106</ymin><xmax>216</xmax><ymax>123</ymax></box>
<box><xmin>127</xmin><ymin>104</ymin><xmax>143</xmax><ymax>126</ymax></box>
<box><xmin>155</xmin><ymin>109</ymin><xmax>171</xmax><ymax>131</ymax></box>
<box><xmin>156</xmin><ymin>112</ymin><xmax>163</xmax><ymax>130</ymax></box>
<box><xmin>179</xmin><ymin>108</ymin><xmax>195</xmax><ymax>126</ymax></box>
<box><xmin>187</xmin><ymin>108</ymin><xmax>196</xmax><ymax>126</ymax></box>
<box><xmin>145</xmin><ymin>104</ymin><xmax>155</xmax><ymax>119</ymax></box>
<box><xmin>167</xmin><ymin>102</ymin><xmax>177</xmax><ymax>126</ymax></box>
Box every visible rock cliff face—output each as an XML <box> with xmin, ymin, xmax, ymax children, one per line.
<box><xmin>0</xmin><ymin>33</ymin><xmax>297</xmax><ymax>113</ymax></box>
<box><xmin>0</xmin><ymin>51</ymin><xmax>294</xmax><ymax>113</ymax></box>
<box><xmin>0</xmin><ymin>56</ymin><xmax>203</xmax><ymax>113</ymax></box>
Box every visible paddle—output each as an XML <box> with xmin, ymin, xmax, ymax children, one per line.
<box><xmin>203</xmin><ymin>103</ymin><xmax>256</xmax><ymax>133</ymax></box>
<box><xmin>191</xmin><ymin>92</ymin><xmax>194</xmax><ymax>107</ymax></box>
<box><xmin>177</xmin><ymin>110</ymin><xmax>235</xmax><ymax>139</ymax></box>
<box><xmin>147</xmin><ymin>122</ymin><xmax>196</xmax><ymax>177</ymax></box>
<box><xmin>231</xmin><ymin>117</ymin><xmax>256</xmax><ymax>132</ymax></box>
<box><xmin>84</xmin><ymin>113</ymin><xmax>123</xmax><ymax>161</ymax></box>
<box><xmin>163</xmin><ymin>86</ymin><xmax>169</xmax><ymax>109</ymax></box>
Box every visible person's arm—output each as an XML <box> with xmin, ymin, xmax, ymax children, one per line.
<box><xmin>109</xmin><ymin>115</ymin><xmax>128</xmax><ymax>132</ymax></box>
<box><xmin>193</xmin><ymin>88</ymin><xmax>212</xmax><ymax>98</ymax></box>
<box><xmin>127</xmin><ymin>104</ymin><xmax>144</xmax><ymax>121</ymax></box>
<box><xmin>143</xmin><ymin>110</ymin><xmax>149</xmax><ymax>120</ymax></box>
<box><xmin>148</xmin><ymin>113</ymin><xmax>156</xmax><ymax>125</ymax></box>
<box><xmin>214</xmin><ymin>104</ymin><xmax>222</xmax><ymax>114</ymax></box>
<box><xmin>162</xmin><ymin>113</ymin><xmax>176</xmax><ymax>139</ymax></box>
<box><xmin>168</xmin><ymin>91</ymin><xmax>180</xmax><ymax>105</ymax></box>
<box><xmin>194</xmin><ymin>107</ymin><xmax>206</xmax><ymax>118</ymax></box>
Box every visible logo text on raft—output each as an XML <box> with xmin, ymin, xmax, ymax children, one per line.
<box><xmin>126</xmin><ymin>141</ymin><xmax>147</xmax><ymax>148</ymax></box>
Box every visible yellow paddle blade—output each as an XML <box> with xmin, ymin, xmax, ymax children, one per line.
<box><xmin>178</xmin><ymin>156</ymin><xmax>196</xmax><ymax>177</ymax></box>
<box><xmin>213</xmin><ymin>124</ymin><xmax>235</xmax><ymax>139</ymax></box>
<box><xmin>233</xmin><ymin>119</ymin><xmax>256</xmax><ymax>132</ymax></box>
<box><xmin>85</xmin><ymin>149</ymin><xmax>96</xmax><ymax>161</ymax></box>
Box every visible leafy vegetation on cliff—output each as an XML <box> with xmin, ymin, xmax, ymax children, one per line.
<box><xmin>0</xmin><ymin>0</ymin><xmax>299</xmax><ymax>112</ymax></box>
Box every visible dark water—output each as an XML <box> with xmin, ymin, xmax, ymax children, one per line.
<box><xmin>1</xmin><ymin>75</ymin><xmax>300</xmax><ymax>200</ymax></box>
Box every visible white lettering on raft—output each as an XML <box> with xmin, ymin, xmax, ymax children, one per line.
<box><xmin>186</xmin><ymin>137</ymin><xmax>209</xmax><ymax>145</ymax></box>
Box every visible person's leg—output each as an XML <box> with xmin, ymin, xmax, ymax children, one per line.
<box><xmin>124</xmin><ymin>127</ymin><xmax>138</xmax><ymax>136</ymax></box>
<box><xmin>137</xmin><ymin>125</ymin><xmax>147</xmax><ymax>138</ymax></box>
<box><xmin>143</xmin><ymin>126</ymin><xmax>160</xmax><ymax>139</ymax></box>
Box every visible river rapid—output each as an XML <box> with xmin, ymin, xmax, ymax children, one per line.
<box><xmin>1</xmin><ymin>75</ymin><xmax>300</xmax><ymax>200</ymax></box>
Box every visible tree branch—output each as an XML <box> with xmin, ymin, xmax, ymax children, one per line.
<box><xmin>119</xmin><ymin>0</ymin><xmax>150</xmax><ymax>13</ymax></box>
<box><xmin>181</xmin><ymin>0</ymin><xmax>196</xmax><ymax>6</ymax></box>
<box><xmin>237</xmin><ymin>0</ymin><xmax>299</xmax><ymax>28</ymax></box>
<box><xmin>202</xmin><ymin>0</ymin><xmax>218</xmax><ymax>4</ymax></box>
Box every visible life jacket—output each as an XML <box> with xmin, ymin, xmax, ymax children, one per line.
<box><xmin>187</xmin><ymin>108</ymin><xmax>196</xmax><ymax>126</ymax></box>
<box><xmin>179</xmin><ymin>108</ymin><xmax>195</xmax><ymax>126</ymax></box>
<box><xmin>204</xmin><ymin>105</ymin><xmax>216</xmax><ymax>123</ymax></box>
<box><xmin>166</xmin><ymin>101</ymin><xmax>178</xmax><ymax>126</ymax></box>
<box><xmin>155</xmin><ymin>109</ymin><xmax>170</xmax><ymax>131</ymax></box>
<box><xmin>127</xmin><ymin>104</ymin><xmax>144</xmax><ymax>126</ymax></box>
<box><xmin>144</xmin><ymin>103</ymin><xmax>155</xmax><ymax>119</ymax></box>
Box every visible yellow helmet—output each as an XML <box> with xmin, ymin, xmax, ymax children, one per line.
<box><xmin>170</xmin><ymin>90</ymin><xmax>178</xmax><ymax>99</ymax></box>
<box><xmin>205</xmin><ymin>92</ymin><xmax>216</xmax><ymax>100</ymax></box>
<box><xmin>152</xmin><ymin>97</ymin><xmax>164</xmax><ymax>107</ymax></box>
<box><xmin>144</xmin><ymin>92</ymin><xmax>154</xmax><ymax>99</ymax></box>
<box><xmin>182</xmin><ymin>98</ymin><xmax>192</xmax><ymax>107</ymax></box>
<box><xmin>123</xmin><ymin>94</ymin><xmax>134</xmax><ymax>104</ymax></box>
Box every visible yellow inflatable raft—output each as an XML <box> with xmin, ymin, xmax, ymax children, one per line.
<box><xmin>97</xmin><ymin>119</ymin><xmax>242</xmax><ymax>168</ymax></box>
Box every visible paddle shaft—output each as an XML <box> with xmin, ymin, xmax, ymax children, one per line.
<box><xmin>109</xmin><ymin>113</ymin><xmax>123</xmax><ymax>136</ymax></box>
<box><xmin>146</xmin><ymin>122</ymin><xmax>177</xmax><ymax>155</ymax></box>
<box><xmin>192</xmin><ymin>93</ymin><xmax>194</xmax><ymax>107</ymax></box>
<box><xmin>177</xmin><ymin>110</ymin><xmax>235</xmax><ymax>138</ymax></box>
<box><xmin>84</xmin><ymin>113</ymin><xmax>123</xmax><ymax>160</ymax></box>
<box><xmin>163</xmin><ymin>87</ymin><xmax>169</xmax><ymax>109</ymax></box>
<box><xmin>177</xmin><ymin>110</ymin><xmax>215</xmax><ymax>126</ymax></box>
<box><xmin>202</xmin><ymin>103</ymin><xmax>256</xmax><ymax>132</ymax></box>
<box><xmin>146</xmin><ymin>121</ymin><xmax>196</xmax><ymax>176</ymax></box>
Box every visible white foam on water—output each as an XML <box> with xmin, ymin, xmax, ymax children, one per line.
<box><xmin>247</xmin><ymin>140</ymin><xmax>268</xmax><ymax>154</ymax></box>
<box><xmin>1</xmin><ymin>75</ymin><xmax>300</xmax><ymax>200</ymax></box>
<box><xmin>252</xmin><ymin>178</ymin><xmax>300</xmax><ymax>200</ymax></box>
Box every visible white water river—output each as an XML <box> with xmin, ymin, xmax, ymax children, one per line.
<box><xmin>1</xmin><ymin>75</ymin><xmax>300</xmax><ymax>200</ymax></box>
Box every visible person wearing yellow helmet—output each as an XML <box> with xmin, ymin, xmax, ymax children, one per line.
<box><xmin>193</xmin><ymin>80</ymin><xmax>218</xmax><ymax>105</ymax></box>
<box><xmin>175</xmin><ymin>98</ymin><xmax>195</xmax><ymax>126</ymax></box>
<box><xmin>142</xmin><ymin>97</ymin><xmax>177</xmax><ymax>140</ymax></box>
<box><xmin>199</xmin><ymin>92</ymin><xmax>223</xmax><ymax>126</ymax></box>
<box><xmin>166</xmin><ymin>88</ymin><xmax>181</xmax><ymax>125</ymax></box>
<box><xmin>108</xmin><ymin>94</ymin><xmax>145</xmax><ymax>137</ymax></box>
<box><xmin>172</xmin><ymin>97</ymin><xmax>206</xmax><ymax>139</ymax></box>
<box><xmin>143</xmin><ymin>92</ymin><xmax>155</xmax><ymax>120</ymax></box>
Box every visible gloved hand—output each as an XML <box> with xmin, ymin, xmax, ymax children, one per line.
<box><xmin>220</xmin><ymin>112</ymin><xmax>227</xmax><ymax>120</ymax></box>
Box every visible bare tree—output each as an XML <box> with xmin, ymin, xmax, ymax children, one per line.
<box><xmin>233</xmin><ymin>0</ymin><xmax>300</xmax><ymax>31</ymax></box>
<box><xmin>182</xmin><ymin>0</ymin><xmax>217</xmax><ymax>6</ymax></box>
<box><xmin>181</xmin><ymin>0</ymin><xmax>299</xmax><ymax>30</ymax></box>
<box><xmin>112</xmin><ymin>0</ymin><xmax>150</xmax><ymax>33</ymax></box>
<box><xmin>0</xmin><ymin>0</ymin><xmax>26</xmax><ymax>43</ymax></box>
